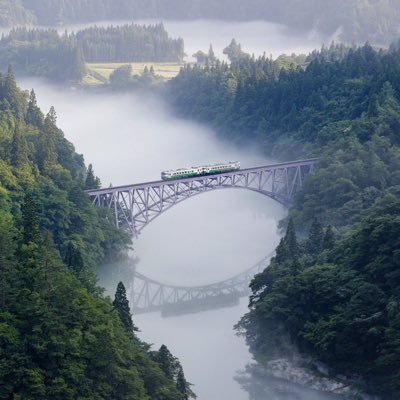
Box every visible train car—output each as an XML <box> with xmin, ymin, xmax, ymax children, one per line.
<box><xmin>161</xmin><ymin>161</ymin><xmax>240</xmax><ymax>180</ymax></box>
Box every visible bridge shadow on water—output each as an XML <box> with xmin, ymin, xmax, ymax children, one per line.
<box><xmin>128</xmin><ymin>250</ymin><xmax>275</xmax><ymax>317</ymax></box>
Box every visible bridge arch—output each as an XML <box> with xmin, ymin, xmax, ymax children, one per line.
<box><xmin>87</xmin><ymin>159</ymin><xmax>316</xmax><ymax>237</ymax></box>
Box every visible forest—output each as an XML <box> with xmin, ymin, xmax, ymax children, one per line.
<box><xmin>1</xmin><ymin>0</ymin><xmax>400</xmax><ymax>44</ymax></box>
<box><xmin>168</xmin><ymin>41</ymin><xmax>400</xmax><ymax>397</ymax></box>
<box><xmin>0</xmin><ymin>67</ymin><xmax>195</xmax><ymax>399</ymax></box>
<box><xmin>0</xmin><ymin>24</ymin><xmax>184</xmax><ymax>82</ymax></box>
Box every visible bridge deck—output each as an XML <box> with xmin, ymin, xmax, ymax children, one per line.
<box><xmin>86</xmin><ymin>158</ymin><xmax>318</xmax><ymax>195</ymax></box>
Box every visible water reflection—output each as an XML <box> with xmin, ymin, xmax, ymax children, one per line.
<box><xmin>235</xmin><ymin>364</ymin><xmax>342</xmax><ymax>400</ymax></box>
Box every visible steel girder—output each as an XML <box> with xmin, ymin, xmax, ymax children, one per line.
<box><xmin>87</xmin><ymin>159</ymin><xmax>317</xmax><ymax>237</ymax></box>
<box><xmin>129</xmin><ymin>252</ymin><xmax>274</xmax><ymax>314</ymax></box>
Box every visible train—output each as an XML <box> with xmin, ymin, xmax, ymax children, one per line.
<box><xmin>161</xmin><ymin>161</ymin><xmax>240</xmax><ymax>180</ymax></box>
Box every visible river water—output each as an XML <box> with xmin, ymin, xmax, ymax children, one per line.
<box><xmin>19</xmin><ymin>19</ymin><xmax>337</xmax><ymax>400</ymax></box>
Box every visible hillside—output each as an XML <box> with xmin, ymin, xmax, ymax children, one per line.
<box><xmin>0</xmin><ymin>25</ymin><xmax>184</xmax><ymax>82</ymax></box>
<box><xmin>167</xmin><ymin>42</ymin><xmax>400</xmax><ymax>397</ymax></box>
<box><xmin>0</xmin><ymin>67</ymin><xmax>194</xmax><ymax>399</ymax></box>
<box><xmin>0</xmin><ymin>0</ymin><xmax>398</xmax><ymax>44</ymax></box>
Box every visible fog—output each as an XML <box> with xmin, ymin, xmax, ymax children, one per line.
<box><xmin>18</xmin><ymin>19</ymin><xmax>330</xmax><ymax>400</ymax></box>
<box><xmin>58</xmin><ymin>19</ymin><xmax>325</xmax><ymax>61</ymax></box>
<box><xmin>20</xmin><ymin>78</ymin><xmax>284</xmax><ymax>285</ymax></box>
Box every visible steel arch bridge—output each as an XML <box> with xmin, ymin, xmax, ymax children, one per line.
<box><xmin>129</xmin><ymin>252</ymin><xmax>274</xmax><ymax>314</ymax></box>
<box><xmin>87</xmin><ymin>159</ymin><xmax>317</xmax><ymax>237</ymax></box>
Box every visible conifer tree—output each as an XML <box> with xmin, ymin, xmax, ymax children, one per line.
<box><xmin>274</xmin><ymin>237</ymin><xmax>288</xmax><ymax>264</ymax></box>
<box><xmin>306</xmin><ymin>218</ymin><xmax>324</xmax><ymax>255</ymax></box>
<box><xmin>208</xmin><ymin>44</ymin><xmax>216</xmax><ymax>65</ymax></box>
<box><xmin>157</xmin><ymin>344</ymin><xmax>176</xmax><ymax>380</ymax></box>
<box><xmin>284</xmin><ymin>218</ymin><xmax>300</xmax><ymax>259</ymax></box>
<box><xmin>176</xmin><ymin>363</ymin><xmax>196</xmax><ymax>399</ymax></box>
<box><xmin>113</xmin><ymin>281</ymin><xmax>137</xmax><ymax>337</ymax></box>
<box><xmin>26</xmin><ymin>89</ymin><xmax>44</xmax><ymax>127</ymax></box>
<box><xmin>322</xmin><ymin>225</ymin><xmax>335</xmax><ymax>250</ymax></box>
<box><xmin>0</xmin><ymin>211</ymin><xmax>17</xmax><ymax>307</ymax></box>
<box><xmin>4</xmin><ymin>65</ymin><xmax>24</xmax><ymax>119</ymax></box>
<box><xmin>11</xmin><ymin>125</ymin><xmax>28</xmax><ymax>168</ymax></box>
<box><xmin>45</xmin><ymin>106</ymin><xmax>57</xmax><ymax>125</ymax></box>
<box><xmin>64</xmin><ymin>242</ymin><xmax>84</xmax><ymax>273</ymax></box>
<box><xmin>21</xmin><ymin>192</ymin><xmax>40</xmax><ymax>245</ymax></box>
<box><xmin>85</xmin><ymin>164</ymin><xmax>101</xmax><ymax>189</ymax></box>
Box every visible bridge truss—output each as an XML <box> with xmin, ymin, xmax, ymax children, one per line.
<box><xmin>129</xmin><ymin>253</ymin><xmax>273</xmax><ymax>314</ymax></box>
<box><xmin>87</xmin><ymin>159</ymin><xmax>317</xmax><ymax>237</ymax></box>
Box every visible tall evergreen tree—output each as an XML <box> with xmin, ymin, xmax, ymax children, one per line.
<box><xmin>284</xmin><ymin>218</ymin><xmax>300</xmax><ymax>259</ymax></box>
<box><xmin>274</xmin><ymin>237</ymin><xmax>288</xmax><ymax>264</ymax></box>
<box><xmin>85</xmin><ymin>164</ymin><xmax>101</xmax><ymax>189</ymax></box>
<box><xmin>176</xmin><ymin>363</ymin><xmax>196</xmax><ymax>399</ymax></box>
<box><xmin>25</xmin><ymin>89</ymin><xmax>43</xmax><ymax>127</ymax></box>
<box><xmin>0</xmin><ymin>211</ymin><xmax>17</xmax><ymax>307</ymax></box>
<box><xmin>113</xmin><ymin>281</ymin><xmax>137</xmax><ymax>337</ymax></box>
<box><xmin>322</xmin><ymin>225</ymin><xmax>335</xmax><ymax>250</ymax></box>
<box><xmin>306</xmin><ymin>218</ymin><xmax>324</xmax><ymax>255</ymax></box>
<box><xmin>208</xmin><ymin>44</ymin><xmax>216</xmax><ymax>65</ymax></box>
<box><xmin>11</xmin><ymin>125</ymin><xmax>28</xmax><ymax>168</ymax></box>
<box><xmin>157</xmin><ymin>344</ymin><xmax>176</xmax><ymax>380</ymax></box>
<box><xmin>4</xmin><ymin>65</ymin><xmax>24</xmax><ymax>119</ymax></box>
<box><xmin>45</xmin><ymin>106</ymin><xmax>57</xmax><ymax>125</ymax></box>
<box><xmin>21</xmin><ymin>192</ymin><xmax>40</xmax><ymax>245</ymax></box>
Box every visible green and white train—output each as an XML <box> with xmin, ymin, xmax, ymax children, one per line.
<box><xmin>161</xmin><ymin>161</ymin><xmax>240</xmax><ymax>180</ymax></box>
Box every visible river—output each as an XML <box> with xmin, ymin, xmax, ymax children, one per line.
<box><xmin>19</xmin><ymin>19</ymin><xmax>336</xmax><ymax>400</ymax></box>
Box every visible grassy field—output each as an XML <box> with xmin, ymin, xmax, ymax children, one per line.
<box><xmin>84</xmin><ymin>62</ymin><xmax>183</xmax><ymax>85</ymax></box>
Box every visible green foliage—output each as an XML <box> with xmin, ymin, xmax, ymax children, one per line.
<box><xmin>169</xmin><ymin>41</ymin><xmax>400</xmax><ymax>397</ymax></box>
<box><xmin>109</xmin><ymin>65</ymin><xmax>133</xmax><ymax>87</ymax></box>
<box><xmin>113</xmin><ymin>281</ymin><xmax>138</xmax><ymax>338</ymax></box>
<box><xmin>0</xmin><ymin>24</ymin><xmax>183</xmax><ymax>82</ymax></box>
<box><xmin>0</xmin><ymin>71</ymin><xmax>192</xmax><ymax>399</ymax></box>
<box><xmin>169</xmin><ymin>42</ymin><xmax>400</xmax><ymax>229</ymax></box>
<box><xmin>153</xmin><ymin>345</ymin><xmax>196</xmax><ymax>399</ymax></box>
<box><xmin>21</xmin><ymin>192</ymin><xmax>40</xmax><ymax>245</ymax></box>
<box><xmin>238</xmin><ymin>207</ymin><xmax>400</xmax><ymax>397</ymax></box>
<box><xmin>84</xmin><ymin>164</ymin><xmax>101</xmax><ymax>190</ymax></box>
<box><xmin>0</xmin><ymin>28</ymin><xmax>86</xmax><ymax>82</ymax></box>
<box><xmin>76</xmin><ymin>23</ymin><xmax>184</xmax><ymax>63</ymax></box>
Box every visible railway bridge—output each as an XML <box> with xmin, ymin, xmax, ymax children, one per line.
<box><xmin>88</xmin><ymin>159</ymin><xmax>317</xmax><ymax>313</ymax></box>
<box><xmin>87</xmin><ymin>159</ymin><xmax>317</xmax><ymax>237</ymax></box>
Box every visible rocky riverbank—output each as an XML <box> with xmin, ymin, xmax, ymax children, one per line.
<box><xmin>236</xmin><ymin>359</ymin><xmax>380</xmax><ymax>400</ymax></box>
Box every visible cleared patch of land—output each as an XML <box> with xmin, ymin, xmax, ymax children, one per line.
<box><xmin>85</xmin><ymin>62</ymin><xmax>183</xmax><ymax>85</ymax></box>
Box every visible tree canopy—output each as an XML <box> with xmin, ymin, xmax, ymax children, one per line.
<box><xmin>0</xmin><ymin>69</ymin><xmax>194</xmax><ymax>399</ymax></box>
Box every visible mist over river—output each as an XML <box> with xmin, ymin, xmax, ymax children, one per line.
<box><xmin>18</xmin><ymin>19</ymin><xmax>333</xmax><ymax>400</ymax></box>
<box><xmin>57</xmin><ymin>19</ymin><xmax>324</xmax><ymax>61</ymax></box>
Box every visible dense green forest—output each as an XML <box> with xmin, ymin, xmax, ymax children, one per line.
<box><xmin>0</xmin><ymin>68</ymin><xmax>195</xmax><ymax>399</ymax></box>
<box><xmin>0</xmin><ymin>28</ymin><xmax>86</xmax><ymax>82</ymax></box>
<box><xmin>0</xmin><ymin>24</ymin><xmax>184</xmax><ymax>81</ymax></box>
<box><xmin>237</xmin><ymin>210</ymin><xmax>400</xmax><ymax>398</ymax></box>
<box><xmin>0</xmin><ymin>0</ymin><xmax>398</xmax><ymax>44</ymax></box>
<box><xmin>169</xmin><ymin>42</ymin><xmax>400</xmax><ymax>230</ymax></box>
<box><xmin>76</xmin><ymin>24</ymin><xmax>184</xmax><ymax>63</ymax></box>
<box><xmin>168</xmin><ymin>42</ymin><xmax>400</xmax><ymax>397</ymax></box>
